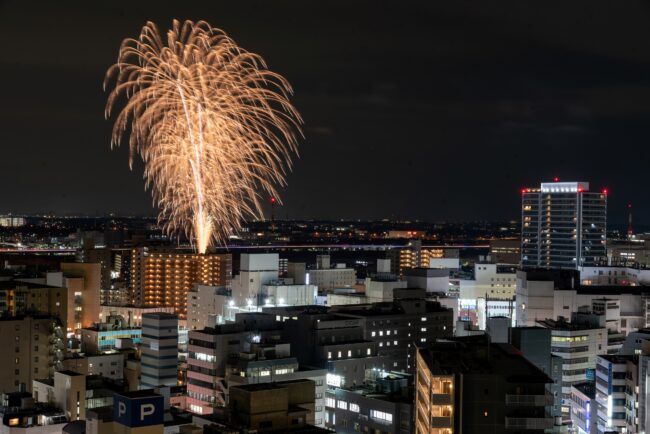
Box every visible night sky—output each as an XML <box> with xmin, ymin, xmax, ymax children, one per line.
<box><xmin>1</xmin><ymin>1</ymin><xmax>650</xmax><ymax>225</ymax></box>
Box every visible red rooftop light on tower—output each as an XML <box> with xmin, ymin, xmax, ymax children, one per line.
<box><xmin>602</xmin><ymin>188</ymin><xmax>608</xmax><ymax>195</ymax></box>
<box><xmin>553</xmin><ymin>176</ymin><xmax>560</xmax><ymax>182</ymax></box>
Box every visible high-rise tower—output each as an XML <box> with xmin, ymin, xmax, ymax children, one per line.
<box><xmin>521</xmin><ymin>181</ymin><xmax>607</xmax><ymax>269</ymax></box>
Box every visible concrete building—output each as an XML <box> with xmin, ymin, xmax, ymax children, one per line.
<box><xmin>226</xmin><ymin>343</ymin><xmax>327</xmax><ymax>426</ymax></box>
<box><xmin>228</xmin><ymin>380</ymin><xmax>317</xmax><ymax>432</ymax></box>
<box><xmin>403</xmin><ymin>268</ymin><xmax>449</xmax><ymax>294</ymax></box>
<box><xmin>62</xmin><ymin>352</ymin><xmax>124</xmax><ymax>381</ymax></box>
<box><xmin>186</xmin><ymin>285</ymin><xmax>231</xmax><ymax>330</ymax></box>
<box><xmin>230</xmin><ymin>253</ymin><xmax>280</xmax><ymax>306</ymax></box>
<box><xmin>0</xmin><ymin>315</ymin><xmax>64</xmax><ymax>394</ymax></box>
<box><xmin>569</xmin><ymin>381</ymin><xmax>597</xmax><ymax>434</ymax></box>
<box><xmin>307</xmin><ymin>257</ymin><xmax>356</xmax><ymax>292</ymax></box>
<box><xmin>595</xmin><ymin>355</ymin><xmax>630</xmax><ymax>433</ymax></box>
<box><xmin>509</xmin><ymin>327</ymin><xmax>563</xmax><ymax>420</ymax></box>
<box><xmin>415</xmin><ymin>336</ymin><xmax>553</xmax><ymax>434</ymax></box>
<box><xmin>515</xmin><ymin>269</ymin><xmax>646</xmax><ymax>333</ymax></box>
<box><xmin>130</xmin><ymin>248</ymin><xmax>232</xmax><ymax>317</ymax></box>
<box><xmin>536</xmin><ymin>316</ymin><xmax>608</xmax><ymax>419</ymax></box>
<box><xmin>81</xmin><ymin>315</ymin><xmax>141</xmax><ymax>354</ymax></box>
<box><xmin>0</xmin><ymin>392</ymin><xmax>68</xmax><ymax>434</ymax></box>
<box><xmin>489</xmin><ymin>238</ymin><xmax>521</xmax><ymax>264</ymax></box>
<box><xmin>32</xmin><ymin>370</ymin><xmax>85</xmax><ymax>422</ymax></box>
<box><xmin>60</xmin><ymin>263</ymin><xmax>102</xmax><ymax>336</ymax></box>
<box><xmin>279</xmin><ymin>308</ymin><xmax>382</xmax><ymax>388</ymax></box>
<box><xmin>325</xmin><ymin>369</ymin><xmax>412</xmax><ymax>434</ymax></box>
<box><xmin>521</xmin><ymin>180</ymin><xmax>607</xmax><ymax>269</ymax></box>
<box><xmin>331</xmin><ymin>293</ymin><xmax>454</xmax><ymax>372</ymax></box>
<box><xmin>99</xmin><ymin>305</ymin><xmax>175</xmax><ymax>328</ymax></box>
<box><xmin>140</xmin><ymin>313</ymin><xmax>179</xmax><ymax>389</ymax></box>
<box><xmin>186</xmin><ymin>313</ymin><xmax>282</xmax><ymax>414</ymax></box>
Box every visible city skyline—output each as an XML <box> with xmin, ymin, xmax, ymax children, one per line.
<box><xmin>1</xmin><ymin>1</ymin><xmax>649</xmax><ymax>223</ymax></box>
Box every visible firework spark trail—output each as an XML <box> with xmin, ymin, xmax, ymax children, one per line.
<box><xmin>104</xmin><ymin>20</ymin><xmax>302</xmax><ymax>253</ymax></box>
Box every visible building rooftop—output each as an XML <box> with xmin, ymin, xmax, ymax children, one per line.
<box><xmin>418</xmin><ymin>335</ymin><xmax>552</xmax><ymax>383</ymax></box>
<box><xmin>536</xmin><ymin>318</ymin><xmax>604</xmax><ymax>331</ymax></box>
<box><xmin>572</xmin><ymin>381</ymin><xmax>596</xmax><ymax>399</ymax></box>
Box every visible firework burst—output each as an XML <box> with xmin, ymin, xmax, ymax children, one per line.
<box><xmin>105</xmin><ymin>19</ymin><xmax>302</xmax><ymax>253</ymax></box>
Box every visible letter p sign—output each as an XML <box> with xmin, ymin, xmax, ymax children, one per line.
<box><xmin>140</xmin><ymin>403</ymin><xmax>155</xmax><ymax>421</ymax></box>
<box><xmin>118</xmin><ymin>402</ymin><xmax>126</xmax><ymax>418</ymax></box>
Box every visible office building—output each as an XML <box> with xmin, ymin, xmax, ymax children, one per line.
<box><xmin>332</xmin><ymin>293</ymin><xmax>454</xmax><ymax>372</ymax></box>
<box><xmin>536</xmin><ymin>315</ymin><xmax>607</xmax><ymax>419</ymax></box>
<box><xmin>186</xmin><ymin>313</ymin><xmax>283</xmax><ymax>414</ymax></box>
<box><xmin>280</xmin><ymin>308</ymin><xmax>383</xmax><ymax>387</ymax></box>
<box><xmin>32</xmin><ymin>370</ymin><xmax>86</xmax><ymax>422</ymax></box>
<box><xmin>521</xmin><ymin>180</ymin><xmax>607</xmax><ymax>269</ymax></box>
<box><xmin>226</xmin><ymin>342</ymin><xmax>327</xmax><ymax>426</ymax></box>
<box><xmin>569</xmin><ymin>381</ymin><xmax>597</xmax><ymax>434</ymax></box>
<box><xmin>415</xmin><ymin>335</ymin><xmax>553</xmax><ymax>434</ymax></box>
<box><xmin>130</xmin><ymin>248</ymin><xmax>232</xmax><ymax>317</ymax></box>
<box><xmin>595</xmin><ymin>355</ymin><xmax>630</xmax><ymax>433</ymax></box>
<box><xmin>307</xmin><ymin>264</ymin><xmax>357</xmax><ymax>292</ymax></box>
<box><xmin>140</xmin><ymin>313</ymin><xmax>179</xmax><ymax>389</ymax></box>
<box><xmin>230</xmin><ymin>253</ymin><xmax>280</xmax><ymax>306</ymax></box>
<box><xmin>325</xmin><ymin>369</ymin><xmax>412</xmax><ymax>434</ymax></box>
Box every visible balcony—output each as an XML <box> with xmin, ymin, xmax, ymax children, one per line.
<box><xmin>505</xmin><ymin>417</ymin><xmax>554</xmax><ymax>430</ymax></box>
<box><xmin>430</xmin><ymin>394</ymin><xmax>453</xmax><ymax>405</ymax></box>
<box><xmin>430</xmin><ymin>416</ymin><xmax>453</xmax><ymax>428</ymax></box>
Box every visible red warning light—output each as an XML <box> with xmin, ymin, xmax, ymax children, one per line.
<box><xmin>270</xmin><ymin>197</ymin><xmax>277</xmax><ymax>204</ymax></box>
<box><xmin>602</xmin><ymin>188</ymin><xmax>608</xmax><ymax>195</ymax></box>
<box><xmin>553</xmin><ymin>176</ymin><xmax>559</xmax><ymax>182</ymax></box>
<box><xmin>577</xmin><ymin>187</ymin><xmax>584</xmax><ymax>193</ymax></box>
<box><xmin>521</xmin><ymin>188</ymin><xmax>527</xmax><ymax>194</ymax></box>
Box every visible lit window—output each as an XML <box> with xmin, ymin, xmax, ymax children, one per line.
<box><xmin>386</xmin><ymin>330</ymin><xmax>391</xmax><ymax>336</ymax></box>
<box><xmin>370</xmin><ymin>410</ymin><xmax>393</xmax><ymax>422</ymax></box>
<box><xmin>421</xmin><ymin>317</ymin><xmax>426</xmax><ymax>322</ymax></box>
<box><xmin>366</xmin><ymin>348</ymin><xmax>371</xmax><ymax>355</ymax></box>
<box><xmin>326</xmin><ymin>397</ymin><xmax>336</xmax><ymax>408</ymax></box>
<box><xmin>371</xmin><ymin>331</ymin><xmax>376</xmax><ymax>337</ymax></box>
<box><xmin>349</xmin><ymin>403</ymin><xmax>360</xmax><ymax>413</ymax></box>
<box><xmin>338</xmin><ymin>351</ymin><xmax>342</xmax><ymax>358</ymax></box>
<box><xmin>347</xmin><ymin>350</ymin><xmax>352</xmax><ymax>357</ymax></box>
<box><xmin>337</xmin><ymin>400</ymin><xmax>348</xmax><ymax>410</ymax></box>
<box><xmin>421</xmin><ymin>327</ymin><xmax>427</xmax><ymax>332</ymax></box>
<box><xmin>328</xmin><ymin>352</ymin><xmax>332</xmax><ymax>359</ymax></box>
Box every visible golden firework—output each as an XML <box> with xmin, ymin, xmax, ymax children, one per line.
<box><xmin>105</xmin><ymin>20</ymin><xmax>302</xmax><ymax>253</ymax></box>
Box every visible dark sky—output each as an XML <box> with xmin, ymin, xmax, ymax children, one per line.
<box><xmin>1</xmin><ymin>1</ymin><xmax>650</xmax><ymax>224</ymax></box>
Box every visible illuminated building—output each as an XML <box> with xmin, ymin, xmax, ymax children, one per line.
<box><xmin>415</xmin><ymin>335</ymin><xmax>552</xmax><ymax>434</ymax></box>
<box><xmin>186</xmin><ymin>313</ymin><xmax>282</xmax><ymax>414</ymax></box>
<box><xmin>80</xmin><ymin>314</ymin><xmax>141</xmax><ymax>354</ymax></box>
<box><xmin>594</xmin><ymin>355</ymin><xmax>629</xmax><ymax>433</ymax></box>
<box><xmin>130</xmin><ymin>248</ymin><xmax>232</xmax><ymax>318</ymax></box>
<box><xmin>388</xmin><ymin>240</ymin><xmax>456</xmax><ymax>275</ymax></box>
<box><xmin>0</xmin><ymin>216</ymin><xmax>26</xmax><ymax>227</ymax></box>
<box><xmin>569</xmin><ymin>381</ymin><xmax>596</xmax><ymax>434</ymax></box>
<box><xmin>536</xmin><ymin>315</ymin><xmax>607</xmax><ymax>420</ymax></box>
<box><xmin>521</xmin><ymin>181</ymin><xmax>607</xmax><ymax>269</ymax></box>
<box><xmin>325</xmin><ymin>369</ymin><xmax>412</xmax><ymax>434</ymax></box>
<box><xmin>140</xmin><ymin>313</ymin><xmax>179</xmax><ymax>389</ymax></box>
